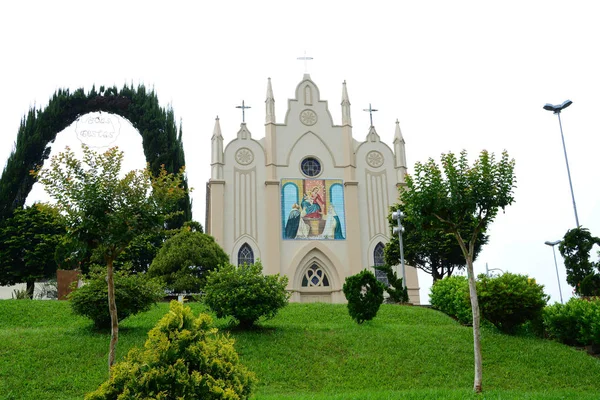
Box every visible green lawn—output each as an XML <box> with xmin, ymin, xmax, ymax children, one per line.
<box><xmin>0</xmin><ymin>300</ymin><xmax>598</xmax><ymax>399</ymax></box>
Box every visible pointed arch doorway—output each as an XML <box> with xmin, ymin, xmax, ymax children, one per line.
<box><xmin>299</xmin><ymin>262</ymin><xmax>332</xmax><ymax>303</ymax></box>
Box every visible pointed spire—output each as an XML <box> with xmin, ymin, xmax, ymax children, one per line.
<box><xmin>393</xmin><ymin>119</ymin><xmax>407</xmax><ymax>184</ymax></box>
<box><xmin>341</xmin><ymin>80</ymin><xmax>352</xmax><ymax>126</ymax></box>
<box><xmin>211</xmin><ymin>116</ymin><xmax>222</xmax><ymax>140</ymax></box>
<box><xmin>393</xmin><ymin>119</ymin><xmax>404</xmax><ymax>144</ymax></box>
<box><xmin>265</xmin><ymin>77</ymin><xmax>276</xmax><ymax>124</ymax></box>
<box><xmin>211</xmin><ymin>116</ymin><xmax>224</xmax><ymax>179</ymax></box>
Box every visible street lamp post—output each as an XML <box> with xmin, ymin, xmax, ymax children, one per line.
<box><xmin>543</xmin><ymin>100</ymin><xmax>580</xmax><ymax>227</ymax></box>
<box><xmin>391</xmin><ymin>210</ymin><xmax>407</xmax><ymax>289</ymax></box>
<box><xmin>544</xmin><ymin>240</ymin><xmax>564</xmax><ymax>304</ymax></box>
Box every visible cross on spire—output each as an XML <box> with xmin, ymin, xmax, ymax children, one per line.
<box><xmin>236</xmin><ymin>100</ymin><xmax>251</xmax><ymax>123</ymax></box>
<box><xmin>363</xmin><ymin>103</ymin><xmax>378</xmax><ymax>127</ymax></box>
<box><xmin>297</xmin><ymin>51</ymin><xmax>313</xmax><ymax>74</ymax></box>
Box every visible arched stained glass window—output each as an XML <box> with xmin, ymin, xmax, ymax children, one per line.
<box><xmin>373</xmin><ymin>242</ymin><xmax>389</xmax><ymax>286</ymax></box>
<box><xmin>238</xmin><ymin>243</ymin><xmax>254</xmax><ymax>266</ymax></box>
<box><xmin>301</xmin><ymin>264</ymin><xmax>330</xmax><ymax>287</ymax></box>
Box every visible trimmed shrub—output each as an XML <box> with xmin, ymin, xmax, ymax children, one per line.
<box><xmin>343</xmin><ymin>269</ymin><xmax>385</xmax><ymax>324</ymax></box>
<box><xmin>478</xmin><ymin>273</ymin><xmax>549</xmax><ymax>334</ymax></box>
<box><xmin>544</xmin><ymin>297</ymin><xmax>600</xmax><ymax>346</ymax></box>
<box><xmin>203</xmin><ymin>261</ymin><xmax>290</xmax><ymax>328</ymax></box>
<box><xmin>430</xmin><ymin>275</ymin><xmax>471</xmax><ymax>325</ymax></box>
<box><xmin>85</xmin><ymin>301</ymin><xmax>256</xmax><ymax>400</ymax></box>
<box><xmin>69</xmin><ymin>267</ymin><xmax>164</xmax><ymax>329</ymax></box>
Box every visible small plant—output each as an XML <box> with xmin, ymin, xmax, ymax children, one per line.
<box><xmin>85</xmin><ymin>301</ymin><xmax>256</xmax><ymax>399</ymax></box>
<box><xmin>343</xmin><ymin>269</ymin><xmax>385</xmax><ymax>324</ymax></box>
<box><xmin>477</xmin><ymin>273</ymin><xmax>549</xmax><ymax>334</ymax></box>
<box><xmin>373</xmin><ymin>265</ymin><xmax>409</xmax><ymax>303</ymax></box>
<box><xmin>11</xmin><ymin>287</ymin><xmax>31</xmax><ymax>300</ymax></box>
<box><xmin>203</xmin><ymin>261</ymin><xmax>290</xmax><ymax>328</ymax></box>
<box><xmin>430</xmin><ymin>275</ymin><xmax>471</xmax><ymax>325</ymax></box>
<box><xmin>69</xmin><ymin>266</ymin><xmax>164</xmax><ymax>329</ymax></box>
<box><xmin>558</xmin><ymin>227</ymin><xmax>600</xmax><ymax>296</ymax></box>
<box><xmin>543</xmin><ymin>297</ymin><xmax>600</xmax><ymax>347</ymax></box>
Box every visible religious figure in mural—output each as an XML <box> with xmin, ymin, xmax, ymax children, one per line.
<box><xmin>302</xmin><ymin>186</ymin><xmax>324</xmax><ymax>218</ymax></box>
<box><xmin>322</xmin><ymin>205</ymin><xmax>345</xmax><ymax>239</ymax></box>
<box><xmin>281</xmin><ymin>179</ymin><xmax>345</xmax><ymax>240</ymax></box>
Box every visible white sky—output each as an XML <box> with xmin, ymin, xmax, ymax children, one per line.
<box><xmin>1</xmin><ymin>1</ymin><xmax>599</xmax><ymax>304</ymax></box>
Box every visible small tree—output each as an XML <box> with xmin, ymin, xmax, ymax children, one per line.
<box><xmin>34</xmin><ymin>145</ymin><xmax>186</xmax><ymax>374</ymax></box>
<box><xmin>203</xmin><ymin>261</ymin><xmax>290</xmax><ymax>328</ymax></box>
<box><xmin>384</xmin><ymin>204</ymin><xmax>488</xmax><ymax>282</ymax></box>
<box><xmin>0</xmin><ymin>204</ymin><xmax>66</xmax><ymax>297</ymax></box>
<box><xmin>148</xmin><ymin>229</ymin><xmax>229</xmax><ymax>293</ymax></box>
<box><xmin>559</xmin><ymin>227</ymin><xmax>600</xmax><ymax>296</ymax></box>
<box><xmin>343</xmin><ymin>270</ymin><xmax>385</xmax><ymax>323</ymax></box>
<box><xmin>401</xmin><ymin>150</ymin><xmax>516</xmax><ymax>392</ymax></box>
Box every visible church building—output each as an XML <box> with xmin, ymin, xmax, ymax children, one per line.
<box><xmin>206</xmin><ymin>74</ymin><xmax>420</xmax><ymax>304</ymax></box>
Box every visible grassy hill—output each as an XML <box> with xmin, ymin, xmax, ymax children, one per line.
<box><xmin>0</xmin><ymin>300</ymin><xmax>598</xmax><ymax>399</ymax></box>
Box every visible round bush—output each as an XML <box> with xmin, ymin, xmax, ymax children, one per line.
<box><xmin>69</xmin><ymin>267</ymin><xmax>164</xmax><ymax>329</ymax></box>
<box><xmin>85</xmin><ymin>301</ymin><xmax>256</xmax><ymax>399</ymax></box>
<box><xmin>544</xmin><ymin>297</ymin><xmax>600</xmax><ymax>346</ymax></box>
<box><xmin>343</xmin><ymin>269</ymin><xmax>385</xmax><ymax>324</ymax></box>
<box><xmin>430</xmin><ymin>275</ymin><xmax>471</xmax><ymax>325</ymax></box>
<box><xmin>203</xmin><ymin>261</ymin><xmax>290</xmax><ymax>328</ymax></box>
<box><xmin>477</xmin><ymin>273</ymin><xmax>549</xmax><ymax>333</ymax></box>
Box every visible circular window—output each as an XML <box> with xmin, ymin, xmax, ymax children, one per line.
<box><xmin>301</xmin><ymin>157</ymin><xmax>321</xmax><ymax>177</ymax></box>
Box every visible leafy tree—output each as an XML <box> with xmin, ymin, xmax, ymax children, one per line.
<box><xmin>384</xmin><ymin>204</ymin><xmax>488</xmax><ymax>282</ymax></box>
<box><xmin>0</xmin><ymin>204</ymin><xmax>66</xmax><ymax>297</ymax></box>
<box><xmin>558</xmin><ymin>227</ymin><xmax>600</xmax><ymax>296</ymax></box>
<box><xmin>34</xmin><ymin>144</ymin><xmax>186</xmax><ymax>374</ymax></box>
<box><xmin>400</xmin><ymin>150</ymin><xmax>516</xmax><ymax>392</ymax></box>
<box><xmin>204</xmin><ymin>261</ymin><xmax>290</xmax><ymax>328</ymax></box>
<box><xmin>148</xmin><ymin>229</ymin><xmax>229</xmax><ymax>293</ymax></box>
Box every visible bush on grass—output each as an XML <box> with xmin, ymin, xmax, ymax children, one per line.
<box><xmin>85</xmin><ymin>301</ymin><xmax>256</xmax><ymax>400</ymax></box>
<box><xmin>69</xmin><ymin>266</ymin><xmax>164</xmax><ymax>329</ymax></box>
<box><xmin>478</xmin><ymin>273</ymin><xmax>549</xmax><ymax>334</ymax></box>
<box><xmin>430</xmin><ymin>273</ymin><xmax>549</xmax><ymax>333</ymax></box>
<box><xmin>543</xmin><ymin>297</ymin><xmax>600</xmax><ymax>346</ymax></box>
<box><xmin>430</xmin><ymin>275</ymin><xmax>471</xmax><ymax>325</ymax></box>
<box><xmin>203</xmin><ymin>261</ymin><xmax>290</xmax><ymax>328</ymax></box>
<box><xmin>343</xmin><ymin>269</ymin><xmax>385</xmax><ymax>324</ymax></box>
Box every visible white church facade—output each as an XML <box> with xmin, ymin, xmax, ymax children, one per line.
<box><xmin>206</xmin><ymin>74</ymin><xmax>420</xmax><ymax>304</ymax></box>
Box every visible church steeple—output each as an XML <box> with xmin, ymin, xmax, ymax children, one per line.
<box><xmin>211</xmin><ymin>116</ymin><xmax>224</xmax><ymax>179</ymax></box>
<box><xmin>265</xmin><ymin>77</ymin><xmax>276</xmax><ymax>124</ymax></box>
<box><xmin>341</xmin><ymin>80</ymin><xmax>351</xmax><ymax>126</ymax></box>
<box><xmin>393</xmin><ymin>119</ymin><xmax>407</xmax><ymax>183</ymax></box>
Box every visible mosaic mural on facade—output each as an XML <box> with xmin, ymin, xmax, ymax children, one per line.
<box><xmin>281</xmin><ymin>179</ymin><xmax>346</xmax><ymax>240</ymax></box>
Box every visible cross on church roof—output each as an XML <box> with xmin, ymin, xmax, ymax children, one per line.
<box><xmin>363</xmin><ymin>103</ymin><xmax>378</xmax><ymax>127</ymax></box>
<box><xmin>235</xmin><ymin>100</ymin><xmax>251</xmax><ymax>123</ymax></box>
<box><xmin>297</xmin><ymin>51</ymin><xmax>313</xmax><ymax>74</ymax></box>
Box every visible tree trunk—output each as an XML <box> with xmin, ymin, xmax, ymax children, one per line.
<box><xmin>465</xmin><ymin>256</ymin><xmax>483</xmax><ymax>393</ymax></box>
<box><xmin>26</xmin><ymin>280</ymin><xmax>35</xmax><ymax>299</ymax></box>
<box><xmin>106</xmin><ymin>258</ymin><xmax>119</xmax><ymax>375</ymax></box>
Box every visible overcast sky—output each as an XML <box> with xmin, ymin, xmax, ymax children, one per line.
<box><xmin>1</xmin><ymin>1</ymin><xmax>598</xmax><ymax>303</ymax></box>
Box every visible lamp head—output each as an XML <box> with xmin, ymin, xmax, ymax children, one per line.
<box><xmin>543</xmin><ymin>100</ymin><xmax>573</xmax><ymax>114</ymax></box>
<box><xmin>545</xmin><ymin>240</ymin><xmax>561</xmax><ymax>246</ymax></box>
